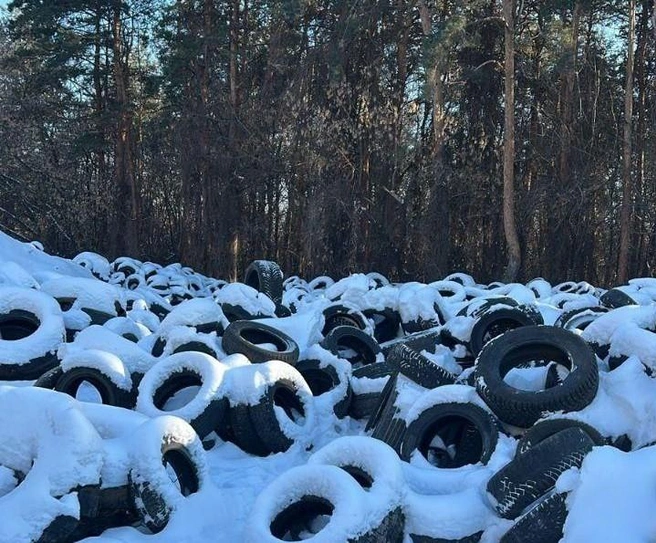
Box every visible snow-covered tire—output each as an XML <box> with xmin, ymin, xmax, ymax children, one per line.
<box><xmin>469</xmin><ymin>306</ymin><xmax>543</xmax><ymax>356</ymax></box>
<box><xmin>380</xmin><ymin>328</ymin><xmax>442</xmax><ymax>358</ymax></box>
<box><xmin>244</xmin><ymin>260</ymin><xmax>284</xmax><ymax>303</ymax></box>
<box><xmin>222</xmin><ymin>320</ymin><xmax>299</xmax><ymax>365</ymax></box>
<box><xmin>474</xmin><ymin>326</ymin><xmax>599</xmax><ymax>428</ymax></box>
<box><xmin>363</xmin><ymin>308</ymin><xmax>401</xmax><ymax>344</ymax></box>
<box><xmin>246</xmin><ymin>464</ymin><xmax>402</xmax><ymax>543</ymax></box>
<box><xmin>600</xmin><ymin>288</ymin><xmax>636</xmax><ymax>309</ymax></box>
<box><xmin>321</xmin><ymin>326</ymin><xmax>381</xmax><ymax>368</ymax></box>
<box><xmin>309</xmin><ymin>436</ymin><xmax>404</xmax><ymax>495</ymax></box>
<box><xmin>296</xmin><ymin>358</ymin><xmax>352</xmax><ymax>419</ymax></box>
<box><xmin>386</xmin><ymin>343</ymin><xmax>456</xmax><ymax>389</ymax></box>
<box><xmin>248</xmin><ymin>375</ymin><xmax>315</xmax><ymax>454</ymax></box>
<box><xmin>401</xmin><ymin>401</ymin><xmax>498</xmax><ymax>467</ymax></box>
<box><xmin>129</xmin><ymin>416</ymin><xmax>207</xmax><ymax>533</ymax></box>
<box><xmin>322</xmin><ymin>304</ymin><xmax>369</xmax><ymax>336</ymax></box>
<box><xmin>0</xmin><ymin>287</ymin><xmax>65</xmax><ymax>380</ymax></box>
<box><xmin>486</xmin><ymin>427</ymin><xmax>594</xmax><ymax>519</ymax></box>
<box><xmin>55</xmin><ymin>366</ymin><xmax>135</xmax><ymax>409</ymax></box>
<box><xmin>515</xmin><ymin>417</ymin><xmax>605</xmax><ymax>457</ymax></box>
<box><xmin>499</xmin><ymin>492</ymin><xmax>567</xmax><ymax>543</ymax></box>
<box><xmin>136</xmin><ymin>352</ymin><xmax>228</xmax><ymax>439</ymax></box>
<box><xmin>554</xmin><ymin>306</ymin><xmax>608</xmax><ymax>333</ymax></box>
<box><xmin>35</xmin><ymin>515</ymin><xmax>79</xmax><ymax>543</ymax></box>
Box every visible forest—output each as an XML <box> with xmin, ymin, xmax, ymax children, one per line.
<box><xmin>0</xmin><ymin>0</ymin><xmax>653</xmax><ymax>285</ymax></box>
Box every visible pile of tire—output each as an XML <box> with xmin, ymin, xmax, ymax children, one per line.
<box><xmin>3</xmin><ymin>246</ymin><xmax>656</xmax><ymax>541</ymax></box>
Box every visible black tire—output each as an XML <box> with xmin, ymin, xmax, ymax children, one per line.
<box><xmin>295</xmin><ymin>358</ymin><xmax>352</xmax><ymax>419</ymax></box>
<box><xmin>401</xmin><ymin>402</ymin><xmax>498</xmax><ymax>467</ymax></box>
<box><xmin>475</xmin><ymin>326</ymin><xmax>599</xmax><ymax>428</ymax></box>
<box><xmin>0</xmin><ymin>306</ymin><xmax>63</xmax><ymax>380</ymax></box>
<box><xmin>249</xmin><ymin>465</ymin><xmax>403</xmax><ymax>543</ymax></box>
<box><xmin>349</xmin><ymin>390</ymin><xmax>386</xmax><ymax>420</ymax></box>
<box><xmin>515</xmin><ymin>417</ymin><xmax>606</xmax><ymax>456</ymax></box>
<box><xmin>364</xmin><ymin>308</ymin><xmax>401</xmax><ymax>343</ymax></box>
<box><xmin>244</xmin><ymin>260</ymin><xmax>284</xmax><ymax>303</ymax></box>
<box><xmin>469</xmin><ymin>306</ymin><xmax>543</xmax><ymax>356</ymax></box>
<box><xmin>172</xmin><ymin>340</ymin><xmax>220</xmax><ymax>359</ymax></box>
<box><xmin>228</xmin><ymin>403</ymin><xmax>271</xmax><ymax>456</ymax></box>
<box><xmin>129</xmin><ymin>417</ymin><xmax>206</xmax><ymax>533</ymax></box>
<box><xmin>54</xmin><ymin>366</ymin><xmax>136</xmax><ymax>409</ymax></box>
<box><xmin>381</xmin><ymin>328</ymin><xmax>442</xmax><ymax>357</ymax></box>
<box><xmin>34</xmin><ymin>365</ymin><xmax>64</xmax><ymax>389</ymax></box>
<box><xmin>321</xmin><ymin>326</ymin><xmax>381</xmax><ymax>368</ymax></box>
<box><xmin>410</xmin><ymin>532</ymin><xmax>483</xmax><ymax>543</ymax></box>
<box><xmin>148</xmin><ymin>369</ymin><xmax>228</xmax><ymax>439</ymax></box>
<box><xmin>249</xmin><ymin>377</ymin><xmax>312</xmax><ymax>454</ymax></box>
<box><xmin>499</xmin><ymin>492</ymin><xmax>567</xmax><ymax>543</ymax></box>
<box><xmin>71</xmin><ymin>485</ymin><xmax>138</xmax><ymax>539</ymax></box>
<box><xmin>222</xmin><ymin>320</ymin><xmax>299</xmax><ymax>365</ymax></box>
<box><xmin>35</xmin><ymin>515</ymin><xmax>79</xmax><ymax>543</ymax></box>
<box><xmin>487</xmin><ymin>427</ymin><xmax>594</xmax><ymax>519</ymax></box>
<box><xmin>600</xmin><ymin>288</ymin><xmax>636</xmax><ymax>309</ymax></box>
<box><xmin>554</xmin><ymin>306</ymin><xmax>608</xmax><ymax>332</ymax></box>
<box><xmin>322</xmin><ymin>304</ymin><xmax>369</xmax><ymax>336</ymax></box>
<box><xmin>352</xmin><ymin>361</ymin><xmax>396</xmax><ymax>380</ymax></box>
<box><xmin>385</xmin><ymin>343</ymin><xmax>456</xmax><ymax>389</ymax></box>
<box><xmin>368</xmin><ymin>373</ymin><xmax>406</xmax><ymax>454</ymax></box>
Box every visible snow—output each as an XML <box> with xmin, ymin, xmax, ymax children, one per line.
<box><xmin>4</xmin><ymin>232</ymin><xmax>656</xmax><ymax>542</ymax></box>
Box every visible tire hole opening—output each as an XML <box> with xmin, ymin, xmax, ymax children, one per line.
<box><xmin>0</xmin><ymin>310</ymin><xmax>40</xmax><ymax>341</ymax></box>
<box><xmin>162</xmin><ymin>448</ymin><xmax>199</xmax><ymax>497</ymax></box>
<box><xmin>270</xmin><ymin>496</ymin><xmax>334</xmax><ymax>540</ymax></box>
<box><xmin>273</xmin><ymin>386</ymin><xmax>305</xmax><ymax>423</ymax></box>
<box><xmin>419</xmin><ymin>415</ymin><xmax>483</xmax><ymax>468</ymax></box>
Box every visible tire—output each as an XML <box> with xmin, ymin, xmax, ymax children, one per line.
<box><xmin>249</xmin><ymin>374</ymin><xmax>315</xmax><ymax>454</ymax></box>
<box><xmin>499</xmin><ymin>492</ymin><xmax>567</xmax><ymax>543</ymax></box>
<box><xmin>227</xmin><ymin>403</ymin><xmax>271</xmax><ymax>456</ymax></box>
<box><xmin>381</xmin><ymin>328</ymin><xmax>442</xmax><ymax>358</ymax></box>
<box><xmin>322</xmin><ymin>304</ymin><xmax>369</xmax><ymax>336</ymax></box>
<box><xmin>245</xmin><ymin>464</ymin><xmax>403</xmax><ymax>543</ymax></box>
<box><xmin>35</xmin><ymin>515</ymin><xmax>79</xmax><ymax>543</ymax></box>
<box><xmin>475</xmin><ymin>326</ymin><xmax>599</xmax><ymax>428</ymax></box>
<box><xmin>469</xmin><ymin>305</ymin><xmax>543</xmax><ymax>356</ymax></box>
<box><xmin>34</xmin><ymin>365</ymin><xmax>64</xmax><ymax>389</ymax></box>
<box><xmin>222</xmin><ymin>320</ymin><xmax>299</xmax><ymax>365</ymax></box>
<box><xmin>321</xmin><ymin>326</ymin><xmax>381</xmax><ymax>368</ymax></box>
<box><xmin>385</xmin><ymin>343</ymin><xmax>456</xmax><ymax>389</ymax></box>
<box><xmin>515</xmin><ymin>417</ymin><xmax>606</xmax><ymax>456</ymax></box>
<box><xmin>401</xmin><ymin>402</ymin><xmax>498</xmax><ymax>467</ymax></box>
<box><xmin>244</xmin><ymin>260</ymin><xmax>284</xmax><ymax>303</ymax></box>
<box><xmin>554</xmin><ymin>306</ymin><xmax>608</xmax><ymax>333</ymax></box>
<box><xmin>367</xmin><ymin>373</ymin><xmax>406</xmax><ymax>454</ymax></box>
<box><xmin>71</xmin><ymin>485</ymin><xmax>138</xmax><ymax>539</ymax></box>
<box><xmin>457</xmin><ymin>296</ymin><xmax>518</xmax><ymax>319</ymax></box>
<box><xmin>137</xmin><ymin>352</ymin><xmax>228</xmax><ymax>439</ymax></box>
<box><xmin>296</xmin><ymin>358</ymin><xmax>352</xmax><ymax>419</ymax></box>
<box><xmin>308</xmin><ymin>436</ymin><xmax>405</xmax><ymax>501</ymax></box>
<box><xmin>364</xmin><ymin>308</ymin><xmax>401</xmax><ymax>343</ymax></box>
<box><xmin>349</xmin><ymin>390</ymin><xmax>384</xmax><ymax>420</ymax></box>
<box><xmin>0</xmin><ymin>287</ymin><xmax>65</xmax><ymax>380</ymax></box>
<box><xmin>55</xmin><ymin>366</ymin><xmax>136</xmax><ymax>409</ymax></box>
<box><xmin>600</xmin><ymin>288</ymin><xmax>636</xmax><ymax>309</ymax></box>
<box><xmin>352</xmin><ymin>361</ymin><xmax>395</xmax><ymax>380</ymax></box>
<box><xmin>129</xmin><ymin>416</ymin><xmax>207</xmax><ymax>533</ymax></box>
<box><xmin>487</xmin><ymin>427</ymin><xmax>594</xmax><ymax>519</ymax></box>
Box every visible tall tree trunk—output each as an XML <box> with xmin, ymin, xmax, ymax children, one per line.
<box><xmin>112</xmin><ymin>0</ymin><xmax>139</xmax><ymax>256</ymax></box>
<box><xmin>502</xmin><ymin>0</ymin><xmax>520</xmax><ymax>281</ymax></box>
<box><xmin>417</xmin><ymin>0</ymin><xmax>449</xmax><ymax>277</ymax></box>
<box><xmin>618</xmin><ymin>0</ymin><xmax>636</xmax><ymax>283</ymax></box>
